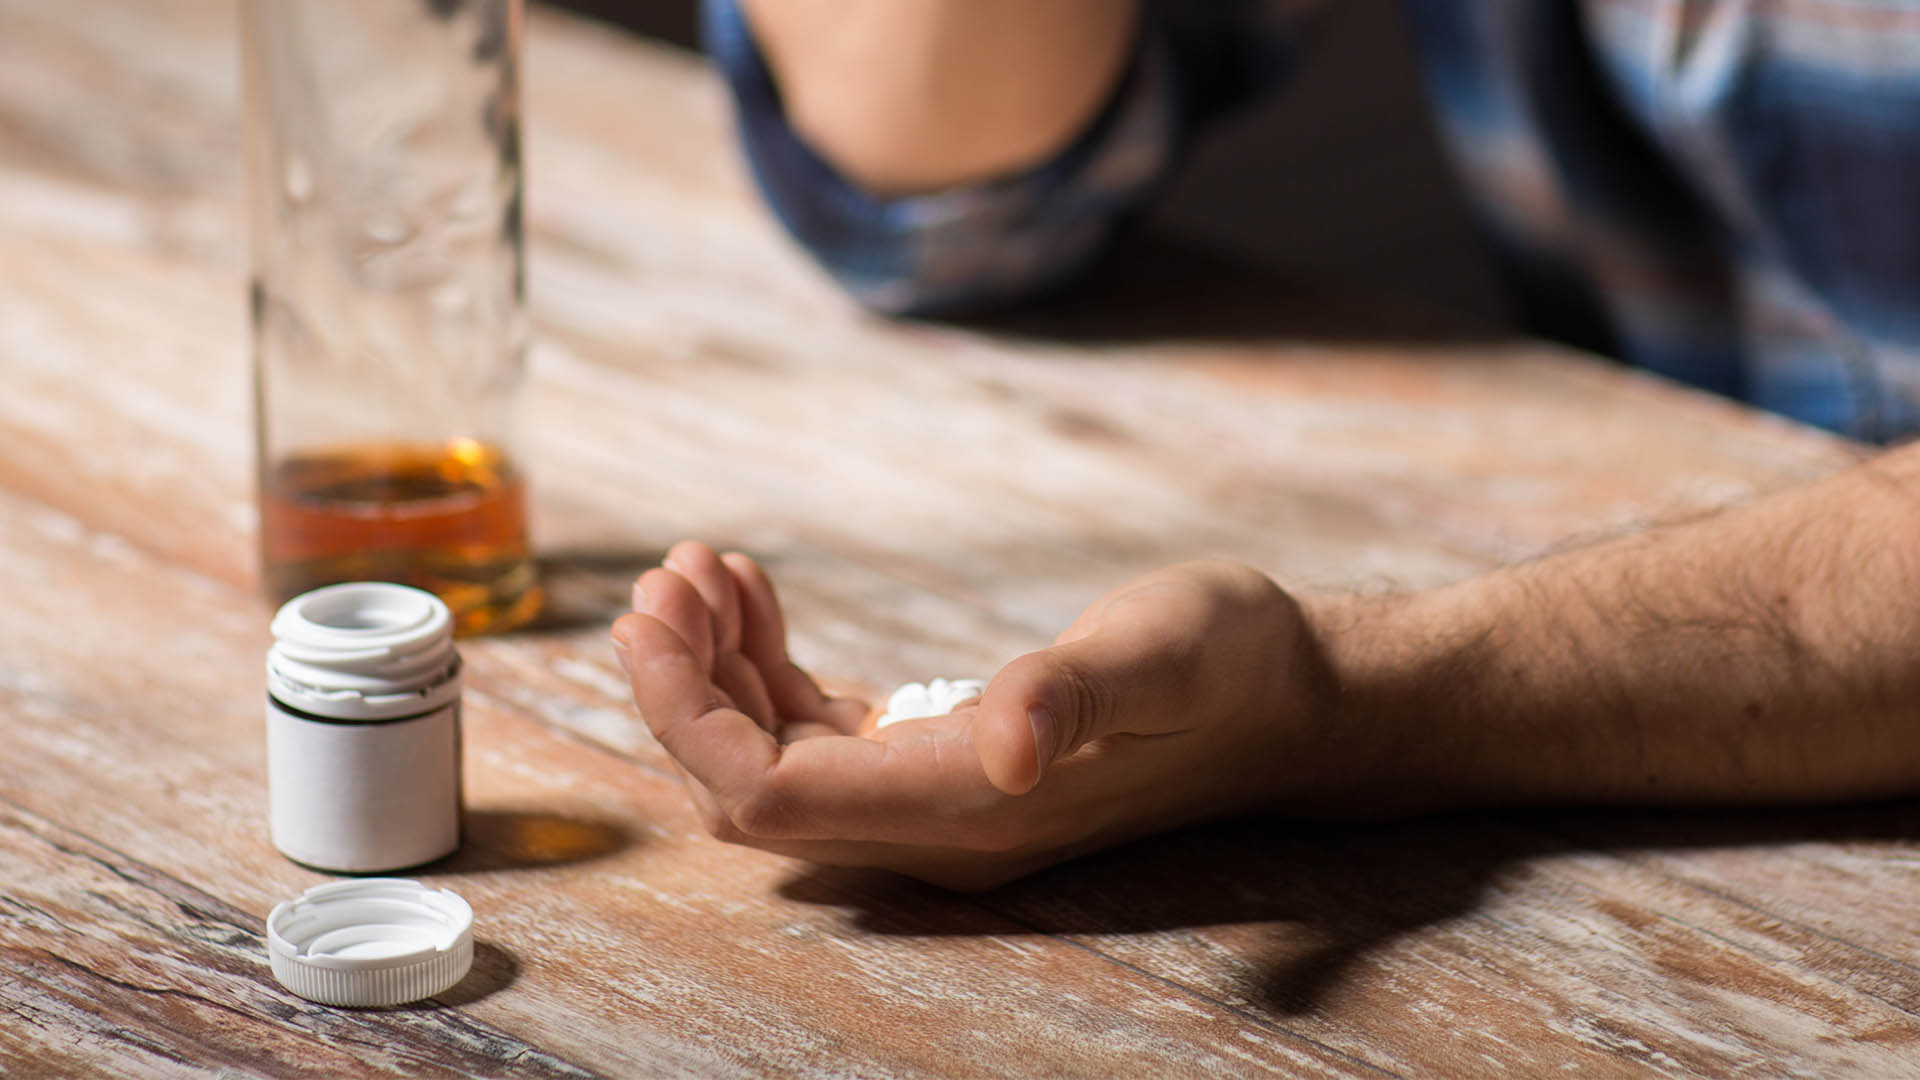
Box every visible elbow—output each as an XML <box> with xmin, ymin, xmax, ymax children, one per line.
<box><xmin>733</xmin><ymin>106</ymin><xmax>1136</xmax><ymax>319</ymax></box>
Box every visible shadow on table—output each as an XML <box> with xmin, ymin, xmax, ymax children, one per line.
<box><xmin>519</xmin><ymin>547</ymin><xmax>671</xmax><ymax>635</ymax></box>
<box><xmin>435</xmin><ymin>808</ymin><xmax>638</xmax><ymax>874</ymax></box>
<box><xmin>381</xmin><ymin>811</ymin><xmax>628</xmax><ymax>1009</ymax></box>
<box><xmin>778</xmin><ymin>800</ymin><xmax>1920</xmax><ymax>1016</ymax></box>
<box><xmin>959</xmin><ymin>231</ymin><xmax>1514</xmax><ymax>350</ymax></box>
<box><xmin>430</xmin><ymin>942</ymin><xmax>522</xmax><ymax>1009</ymax></box>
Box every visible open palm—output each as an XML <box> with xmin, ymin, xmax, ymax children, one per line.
<box><xmin>613</xmin><ymin>541</ymin><xmax>1324</xmax><ymax>889</ymax></box>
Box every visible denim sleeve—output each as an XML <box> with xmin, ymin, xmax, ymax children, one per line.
<box><xmin>700</xmin><ymin>0</ymin><xmax>1304</xmax><ymax>316</ymax></box>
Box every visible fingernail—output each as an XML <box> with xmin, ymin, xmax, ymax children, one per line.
<box><xmin>631</xmin><ymin>582</ymin><xmax>649</xmax><ymax>613</ymax></box>
<box><xmin>1027</xmin><ymin>704</ymin><xmax>1057</xmax><ymax>777</ymax></box>
<box><xmin>662</xmin><ymin>556</ymin><xmax>684</xmax><ymax>575</ymax></box>
<box><xmin>610</xmin><ymin>633</ymin><xmax>632</xmax><ymax>672</ymax></box>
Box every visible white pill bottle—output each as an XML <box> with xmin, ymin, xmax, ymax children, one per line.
<box><xmin>266</xmin><ymin>583</ymin><xmax>463</xmax><ymax>873</ymax></box>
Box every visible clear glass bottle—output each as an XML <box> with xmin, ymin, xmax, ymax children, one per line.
<box><xmin>242</xmin><ymin>0</ymin><xmax>540</xmax><ymax>635</ymax></box>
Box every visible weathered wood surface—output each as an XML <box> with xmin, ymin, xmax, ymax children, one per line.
<box><xmin>3</xmin><ymin>0</ymin><xmax>1916</xmax><ymax>1076</ymax></box>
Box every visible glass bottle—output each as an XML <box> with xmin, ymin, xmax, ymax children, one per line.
<box><xmin>241</xmin><ymin>0</ymin><xmax>540</xmax><ymax>635</ymax></box>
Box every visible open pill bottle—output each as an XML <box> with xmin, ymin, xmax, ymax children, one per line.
<box><xmin>266</xmin><ymin>582</ymin><xmax>463</xmax><ymax>873</ymax></box>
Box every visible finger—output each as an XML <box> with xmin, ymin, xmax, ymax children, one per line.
<box><xmin>723</xmin><ymin>551</ymin><xmax>867</xmax><ymax>734</ymax></box>
<box><xmin>868</xmin><ymin>704</ymin><xmax>978</xmax><ymax>743</ymax></box>
<box><xmin>764</xmin><ymin>725</ymin><xmax>1021</xmax><ymax>843</ymax></box>
<box><xmin>628</xmin><ymin>687</ymin><xmax>1005</xmax><ymax>845</ymax></box>
<box><xmin>618</xmin><ymin>611</ymin><xmax>943</xmax><ymax>842</ymax></box>
<box><xmin>647</xmin><ymin>702</ymin><xmax>1097</xmax><ymax>887</ymax></box>
<box><xmin>776</xmin><ymin>720</ymin><xmax>846</xmax><ymax>743</ymax></box>
<box><xmin>613</xmin><ymin>613</ymin><xmax>779</xmax><ymax>810</ymax></box>
<box><xmin>811</xmin><ymin>694</ymin><xmax>873</xmax><ymax>737</ymax></box>
<box><xmin>721</xmin><ymin>550</ymin><xmax>794</xmax><ymax>683</ymax></box>
<box><xmin>634</xmin><ymin>567</ymin><xmax>717</xmax><ymax>676</ymax></box>
<box><xmin>714</xmin><ymin>651</ymin><xmax>779</xmax><ymax>732</ymax></box>
<box><xmin>667</xmin><ymin>743</ymin><xmax>1101</xmax><ymax>891</ymax></box>
<box><xmin>665</xmin><ymin>540</ymin><xmax>743</xmax><ymax>654</ymax></box>
<box><xmin>973</xmin><ymin>616</ymin><xmax>1199</xmax><ymax>796</ymax></box>
<box><xmin>665</xmin><ymin>756</ymin><xmax>737</xmax><ymax>842</ymax></box>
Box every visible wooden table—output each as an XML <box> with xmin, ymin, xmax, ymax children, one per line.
<box><xmin>5</xmin><ymin>2</ymin><xmax>1916</xmax><ymax>1076</ymax></box>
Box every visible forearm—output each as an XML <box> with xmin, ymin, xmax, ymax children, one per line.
<box><xmin>1321</xmin><ymin>444</ymin><xmax>1920</xmax><ymax>809</ymax></box>
<box><xmin>737</xmin><ymin>0</ymin><xmax>1140</xmax><ymax>194</ymax></box>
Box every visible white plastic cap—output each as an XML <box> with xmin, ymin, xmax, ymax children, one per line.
<box><xmin>267</xmin><ymin>879</ymin><xmax>474</xmax><ymax>1007</ymax></box>
<box><xmin>268</xmin><ymin>582</ymin><xmax>460</xmax><ymax>720</ymax></box>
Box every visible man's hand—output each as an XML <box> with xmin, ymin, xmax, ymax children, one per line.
<box><xmin>612</xmin><ymin>446</ymin><xmax>1920</xmax><ymax>889</ymax></box>
<box><xmin>611</xmin><ymin>542</ymin><xmax>1356</xmax><ymax>890</ymax></box>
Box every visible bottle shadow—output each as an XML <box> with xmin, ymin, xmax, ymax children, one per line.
<box><xmin>515</xmin><ymin>547</ymin><xmax>670</xmax><ymax>635</ymax></box>
<box><xmin>380</xmin><ymin>809</ymin><xmax>632</xmax><ymax>1012</ymax></box>
<box><xmin>777</xmin><ymin>800</ymin><xmax>1920</xmax><ymax>1017</ymax></box>
<box><xmin>435</xmin><ymin>808</ymin><xmax>637</xmax><ymax>874</ymax></box>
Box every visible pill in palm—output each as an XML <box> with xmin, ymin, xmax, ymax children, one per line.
<box><xmin>875</xmin><ymin>677</ymin><xmax>987</xmax><ymax>728</ymax></box>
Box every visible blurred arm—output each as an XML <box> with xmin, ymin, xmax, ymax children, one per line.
<box><xmin>708</xmin><ymin>0</ymin><xmax>1308</xmax><ymax>314</ymax></box>
<box><xmin>739</xmin><ymin>0</ymin><xmax>1141</xmax><ymax>195</ymax></box>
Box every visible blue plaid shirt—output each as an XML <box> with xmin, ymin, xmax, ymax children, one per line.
<box><xmin>705</xmin><ymin>1</ymin><xmax>1920</xmax><ymax>441</ymax></box>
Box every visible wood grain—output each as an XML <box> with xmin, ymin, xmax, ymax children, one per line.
<box><xmin>1</xmin><ymin>0</ymin><xmax>1913</xmax><ymax>1076</ymax></box>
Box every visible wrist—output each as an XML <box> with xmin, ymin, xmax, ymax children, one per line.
<box><xmin>1298</xmin><ymin>587</ymin><xmax>1494</xmax><ymax>814</ymax></box>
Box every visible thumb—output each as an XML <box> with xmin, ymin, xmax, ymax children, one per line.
<box><xmin>972</xmin><ymin>619</ymin><xmax>1196</xmax><ymax>796</ymax></box>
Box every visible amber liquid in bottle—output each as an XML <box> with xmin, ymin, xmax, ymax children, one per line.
<box><xmin>260</xmin><ymin>439</ymin><xmax>542</xmax><ymax>635</ymax></box>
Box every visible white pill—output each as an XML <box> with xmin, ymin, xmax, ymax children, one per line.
<box><xmin>928</xmin><ymin>678</ymin><xmax>986</xmax><ymax>712</ymax></box>
<box><xmin>882</xmin><ymin>682</ymin><xmax>933</xmax><ymax>724</ymax></box>
<box><xmin>875</xmin><ymin>677</ymin><xmax>988</xmax><ymax>729</ymax></box>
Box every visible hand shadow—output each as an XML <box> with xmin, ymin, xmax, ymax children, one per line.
<box><xmin>778</xmin><ymin>813</ymin><xmax>1507</xmax><ymax>1016</ymax></box>
<box><xmin>778</xmin><ymin>799</ymin><xmax>1920</xmax><ymax>1017</ymax></box>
